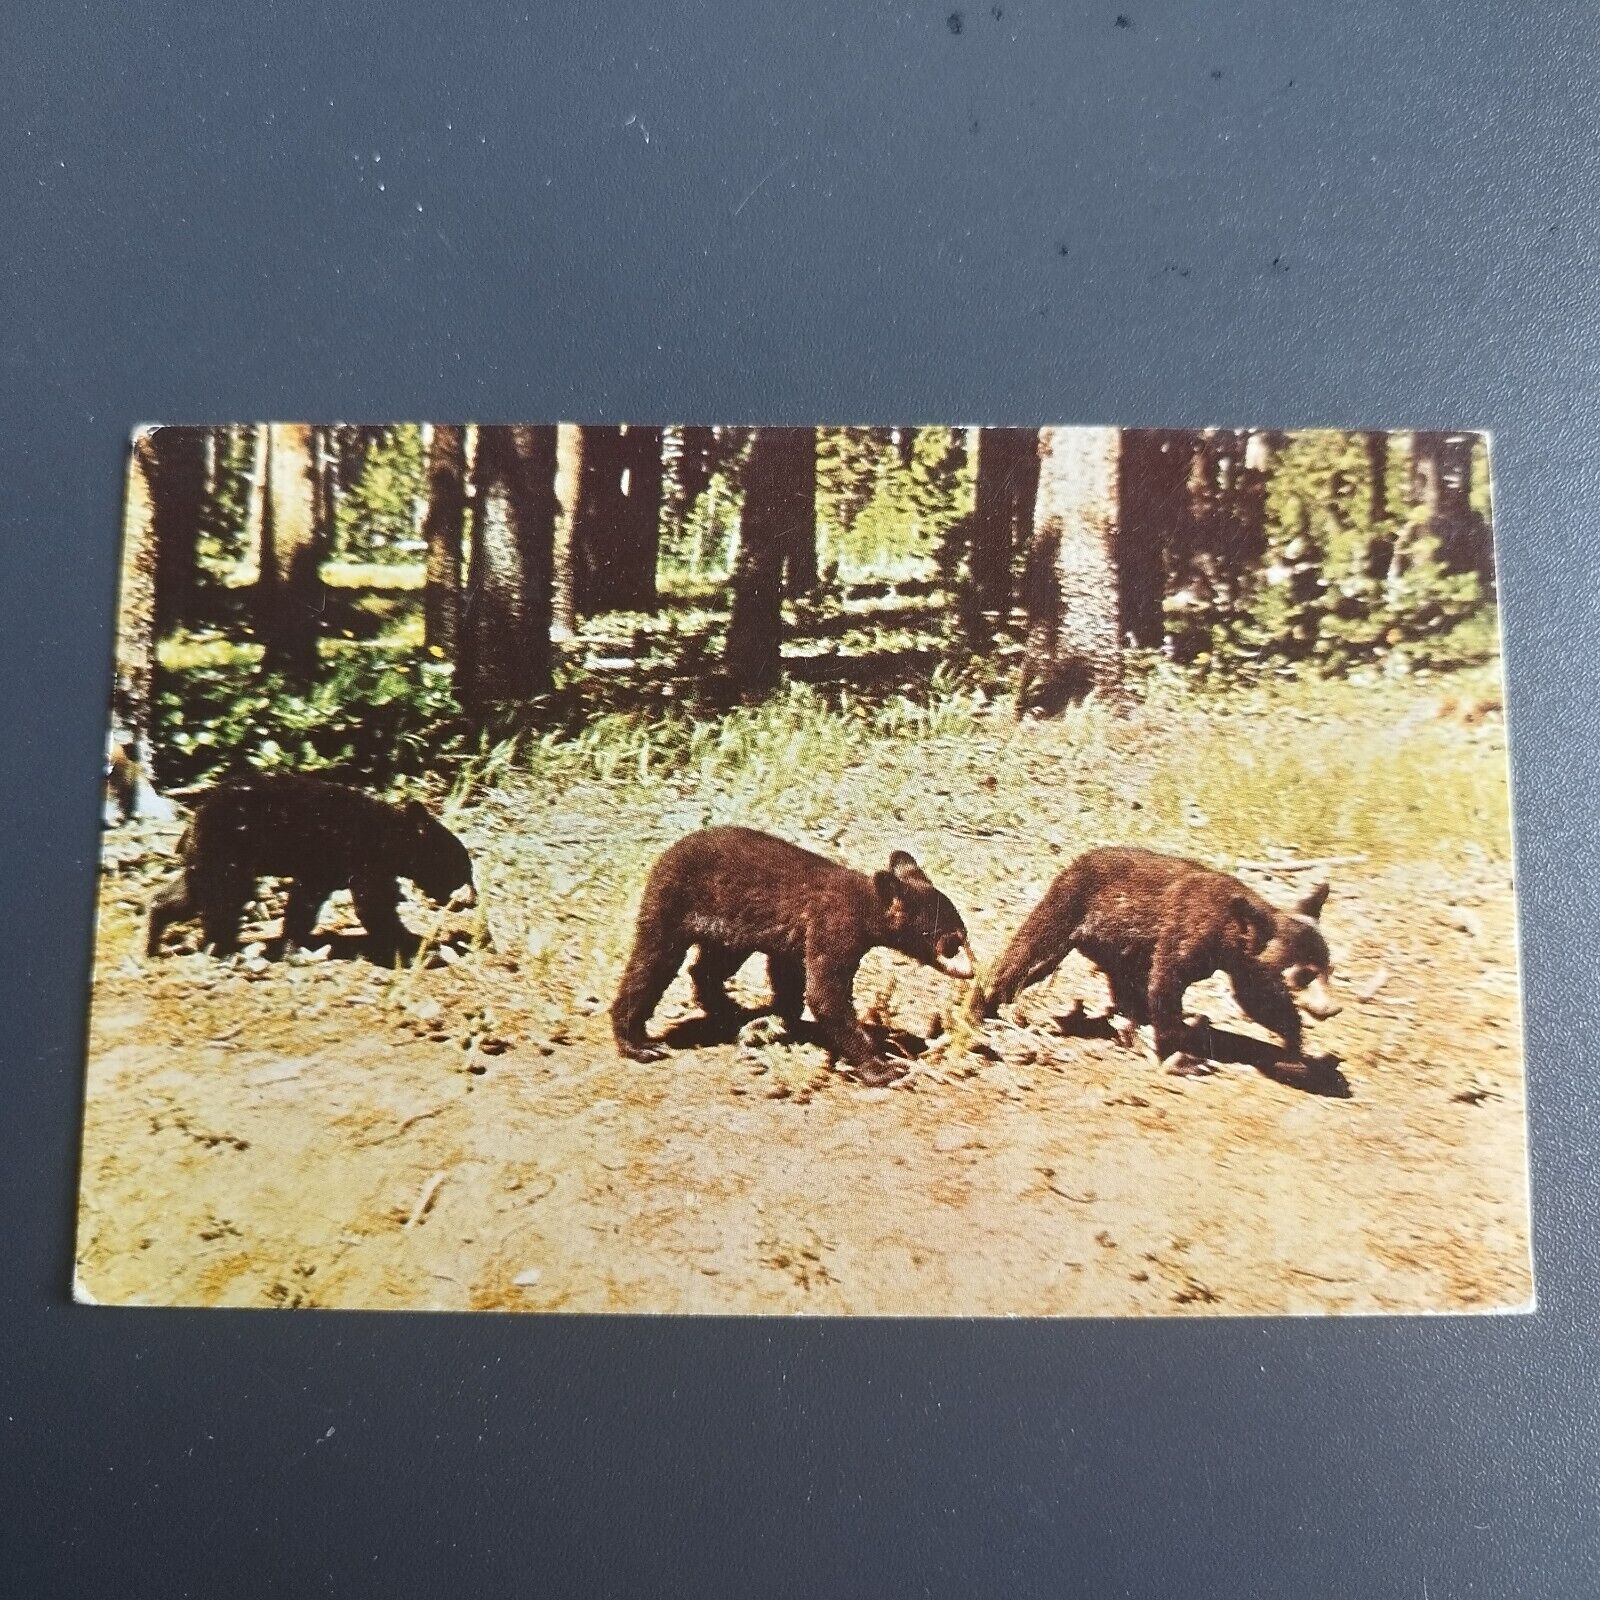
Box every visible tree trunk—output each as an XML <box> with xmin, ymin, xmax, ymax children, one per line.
<box><xmin>1110</xmin><ymin>429</ymin><xmax>1186</xmax><ymax>649</ymax></box>
<box><xmin>1015</xmin><ymin>426</ymin><xmax>1123</xmax><ymax>713</ymax></box>
<box><xmin>242</xmin><ymin>425</ymin><xmax>269</xmax><ymax>581</ymax></box>
<box><xmin>618</xmin><ymin>423</ymin><xmax>665</xmax><ymax>610</ymax></box>
<box><xmin>421</xmin><ymin>423</ymin><xmax>467</xmax><ymax>657</ymax></box>
<box><xmin>1364</xmin><ymin>431</ymin><xmax>1389</xmax><ymax>526</ymax></box>
<box><xmin>254</xmin><ymin>423</ymin><xmax>326</xmax><ymax>677</ymax></box>
<box><xmin>145</xmin><ymin>425</ymin><xmax>208</xmax><ymax>633</ymax></box>
<box><xmin>108</xmin><ymin>430</ymin><xmax>175</xmax><ymax>817</ymax></box>
<box><xmin>313</xmin><ymin>425</ymin><xmax>339</xmax><ymax>549</ymax></box>
<box><xmin>458</xmin><ymin>424</ymin><xmax>558</xmax><ymax>711</ymax></box>
<box><xmin>570</xmin><ymin>426</ymin><xmax>627</xmax><ymax>614</ymax></box>
<box><xmin>551</xmin><ymin>423</ymin><xmax>584</xmax><ymax>642</ymax></box>
<box><xmin>725</xmin><ymin>427</ymin><xmax>807</xmax><ymax>696</ymax></box>
<box><xmin>1431</xmin><ymin>432</ymin><xmax>1489</xmax><ymax>577</ymax></box>
<box><xmin>971</xmin><ymin>427</ymin><xmax>1039</xmax><ymax>617</ymax></box>
<box><xmin>781</xmin><ymin>426</ymin><xmax>818</xmax><ymax>595</ymax></box>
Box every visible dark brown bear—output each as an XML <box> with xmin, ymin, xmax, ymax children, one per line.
<box><xmin>611</xmin><ymin>826</ymin><xmax>976</xmax><ymax>1086</ymax></box>
<box><xmin>972</xmin><ymin>846</ymin><xmax>1339</xmax><ymax>1073</ymax></box>
<box><xmin>146</xmin><ymin>773</ymin><xmax>476</xmax><ymax>961</ymax></box>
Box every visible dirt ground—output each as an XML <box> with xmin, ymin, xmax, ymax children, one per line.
<box><xmin>75</xmin><ymin>696</ymin><xmax>1534</xmax><ymax>1317</ymax></box>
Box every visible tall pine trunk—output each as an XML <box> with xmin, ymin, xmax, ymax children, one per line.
<box><xmin>1364</xmin><ymin>430</ymin><xmax>1389</xmax><ymax>525</ymax></box>
<box><xmin>725</xmin><ymin>427</ymin><xmax>807</xmax><ymax>696</ymax></box>
<box><xmin>109</xmin><ymin>430</ymin><xmax>175</xmax><ymax>817</ymax></box>
<box><xmin>551</xmin><ymin>423</ymin><xmax>584</xmax><ymax>641</ymax></box>
<box><xmin>781</xmin><ymin>426</ymin><xmax>818</xmax><ymax>596</ymax></box>
<box><xmin>1114</xmin><ymin>429</ymin><xmax>1185</xmax><ymax>649</ymax></box>
<box><xmin>421</xmin><ymin>423</ymin><xmax>467</xmax><ymax>657</ymax></box>
<box><xmin>458</xmin><ymin>424</ymin><xmax>557</xmax><ymax>711</ymax></box>
<box><xmin>1015</xmin><ymin>427</ymin><xmax>1123</xmax><ymax>713</ymax></box>
<box><xmin>149</xmin><ymin>425</ymin><xmax>208</xmax><ymax>633</ymax></box>
<box><xmin>970</xmin><ymin>427</ymin><xmax>1036</xmax><ymax>617</ymax></box>
<box><xmin>255</xmin><ymin>422</ymin><xmax>326</xmax><ymax>678</ymax></box>
<box><xmin>573</xmin><ymin>425</ymin><xmax>628</xmax><ymax>614</ymax></box>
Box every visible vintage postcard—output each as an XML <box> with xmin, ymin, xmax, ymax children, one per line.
<box><xmin>78</xmin><ymin>423</ymin><xmax>1533</xmax><ymax>1314</ymax></box>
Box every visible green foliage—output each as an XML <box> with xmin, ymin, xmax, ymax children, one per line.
<box><xmin>1171</xmin><ymin>430</ymin><xmax>1496</xmax><ymax>681</ymax></box>
<box><xmin>158</xmin><ymin>652</ymin><xmax>470</xmax><ymax>790</ymax></box>
<box><xmin>197</xmin><ymin>426</ymin><xmax>258</xmax><ymax>575</ymax></box>
<box><xmin>334</xmin><ymin>425</ymin><xmax>426</xmax><ymax>564</ymax></box>
<box><xmin>816</xmin><ymin>427</ymin><xmax>973</xmax><ymax>581</ymax></box>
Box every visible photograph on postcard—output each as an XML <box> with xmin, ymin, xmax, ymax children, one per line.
<box><xmin>79</xmin><ymin>423</ymin><xmax>1532</xmax><ymax>1314</ymax></box>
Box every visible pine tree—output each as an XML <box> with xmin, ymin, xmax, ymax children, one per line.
<box><xmin>457</xmin><ymin>425</ymin><xmax>558</xmax><ymax>710</ymax></box>
<box><xmin>255</xmin><ymin>422</ymin><xmax>326</xmax><ymax>678</ymax></box>
<box><xmin>421</xmin><ymin>423</ymin><xmax>467</xmax><ymax>656</ymax></box>
<box><xmin>726</xmin><ymin>427</ymin><xmax>809</xmax><ymax>695</ymax></box>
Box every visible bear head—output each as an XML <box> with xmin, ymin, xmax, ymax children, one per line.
<box><xmin>874</xmin><ymin>850</ymin><xmax>975</xmax><ymax>980</ymax></box>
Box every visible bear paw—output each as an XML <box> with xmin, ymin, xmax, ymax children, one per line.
<box><xmin>1161</xmin><ymin>1050</ymin><xmax>1217</xmax><ymax>1079</ymax></box>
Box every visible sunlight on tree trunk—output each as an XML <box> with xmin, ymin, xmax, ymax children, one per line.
<box><xmin>1016</xmin><ymin>426</ymin><xmax>1122</xmax><ymax>714</ymax></box>
<box><xmin>256</xmin><ymin>422</ymin><xmax>326</xmax><ymax>678</ymax></box>
<box><xmin>552</xmin><ymin>423</ymin><xmax>584</xmax><ymax>641</ymax></box>
<box><xmin>458</xmin><ymin>424</ymin><xmax>558</xmax><ymax>711</ymax></box>
<box><xmin>112</xmin><ymin>431</ymin><xmax>176</xmax><ymax>816</ymax></box>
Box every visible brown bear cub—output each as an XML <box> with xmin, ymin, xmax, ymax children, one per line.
<box><xmin>611</xmin><ymin>826</ymin><xmax>976</xmax><ymax>1086</ymax></box>
<box><xmin>146</xmin><ymin>773</ymin><xmax>476</xmax><ymax>961</ymax></box>
<box><xmin>972</xmin><ymin>846</ymin><xmax>1339</xmax><ymax>1074</ymax></box>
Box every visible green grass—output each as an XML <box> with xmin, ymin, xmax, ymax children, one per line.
<box><xmin>457</xmin><ymin>662</ymin><xmax>1510</xmax><ymax>871</ymax></box>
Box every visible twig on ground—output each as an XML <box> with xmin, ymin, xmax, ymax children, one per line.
<box><xmin>404</xmin><ymin>1170</ymin><xmax>446</xmax><ymax>1229</ymax></box>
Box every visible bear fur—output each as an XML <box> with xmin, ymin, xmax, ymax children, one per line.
<box><xmin>145</xmin><ymin>773</ymin><xmax>475</xmax><ymax>961</ymax></box>
<box><xmin>972</xmin><ymin>846</ymin><xmax>1339</xmax><ymax>1071</ymax></box>
<box><xmin>611</xmin><ymin>826</ymin><xmax>975</xmax><ymax>1086</ymax></box>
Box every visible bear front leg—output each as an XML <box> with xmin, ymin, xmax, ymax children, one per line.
<box><xmin>350</xmin><ymin>869</ymin><xmax>414</xmax><ymax>964</ymax></box>
<box><xmin>1231</xmin><ymin>963</ymin><xmax>1305</xmax><ymax>1060</ymax></box>
<box><xmin>196</xmin><ymin>872</ymin><xmax>251</xmax><ymax>957</ymax></box>
<box><xmin>611</xmin><ymin>920</ymin><xmax>689</xmax><ymax>1062</ymax></box>
<box><xmin>145</xmin><ymin>872</ymin><xmax>195</xmax><ymax>956</ymax></box>
<box><xmin>804</xmin><ymin>948</ymin><xmax>896</xmax><ymax>1085</ymax></box>
<box><xmin>280</xmin><ymin>875</ymin><xmax>337</xmax><ymax>951</ymax></box>
<box><xmin>971</xmin><ymin>895</ymin><xmax>1075</xmax><ymax>1019</ymax></box>
<box><xmin>1149</xmin><ymin>941</ymin><xmax>1211</xmax><ymax>1075</ymax></box>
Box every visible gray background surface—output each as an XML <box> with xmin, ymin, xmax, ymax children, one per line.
<box><xmin>3</xmin><ymin>3</ymin><xmax>1597</xmax><ymax>1594</ymax></box>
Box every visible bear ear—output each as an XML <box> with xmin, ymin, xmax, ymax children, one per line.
<box><xmin>887</xmin><ymin>850</ymin><xmax>928</xmax><ymax>885</ymax></box>
<box><xmin>406</xmin><ymin>798</ymin><xmax>434</xmax><ymax>829</ymax></box>
<box><xmin>1294</xmin><ymin>882</ymin><xmax>1330</xmax><ymax>921</ymax></box>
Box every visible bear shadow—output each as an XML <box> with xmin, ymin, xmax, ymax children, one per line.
<box><xmin>276</xmin><ymin>927</ymin><xmax>477</xmax><ymax>969</ymax></box>
<box><xmin>1186</xmin><ymin>1021</ymin><xmax>1351</xmax><ymax>1098</ymax></box>
<box><xmin>658</xmin><ymin>1009</ymin><xmax>927</xmax><ymax>1070</ymax></box>
<box><xmin>1051</xmin><ymin>1009</ymin><xmax>1351</xmax><ymax>1099</ymax></box>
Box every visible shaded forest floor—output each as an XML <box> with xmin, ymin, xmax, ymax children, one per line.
<box><xmin>77</xmin><ymin>664</ymin><xmax>1533</xmax><ymax>1315</ymax></box>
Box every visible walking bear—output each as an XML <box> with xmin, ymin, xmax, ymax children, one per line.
<box><xmin>146</xmin><ymin>773</ymin><xmax>476</xmax><ymax>961</ymax></box>
<box><xmin>972</xmin><ymin>846</ymin><xmax>1339</xmax><ymax>1073</ymax></box>
<box><xmin>612</xmin><ymin>826</ymin><xmax>976</xmax><ymax>1086</ymax></box>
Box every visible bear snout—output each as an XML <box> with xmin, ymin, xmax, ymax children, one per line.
<box><xmin>1297</xmin><ymin>974</ymin><xmax>1341</xmax><ymax>1020</ymax></box>
<box><xmin>447</xmin><ymin>884</ymin><xmax>478</xmax><ymax>912</ymax></box>
<box><xmin>936</xmin><ymin>941</ymin><xmax>975</xmax><ymax>981</ymax></box>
